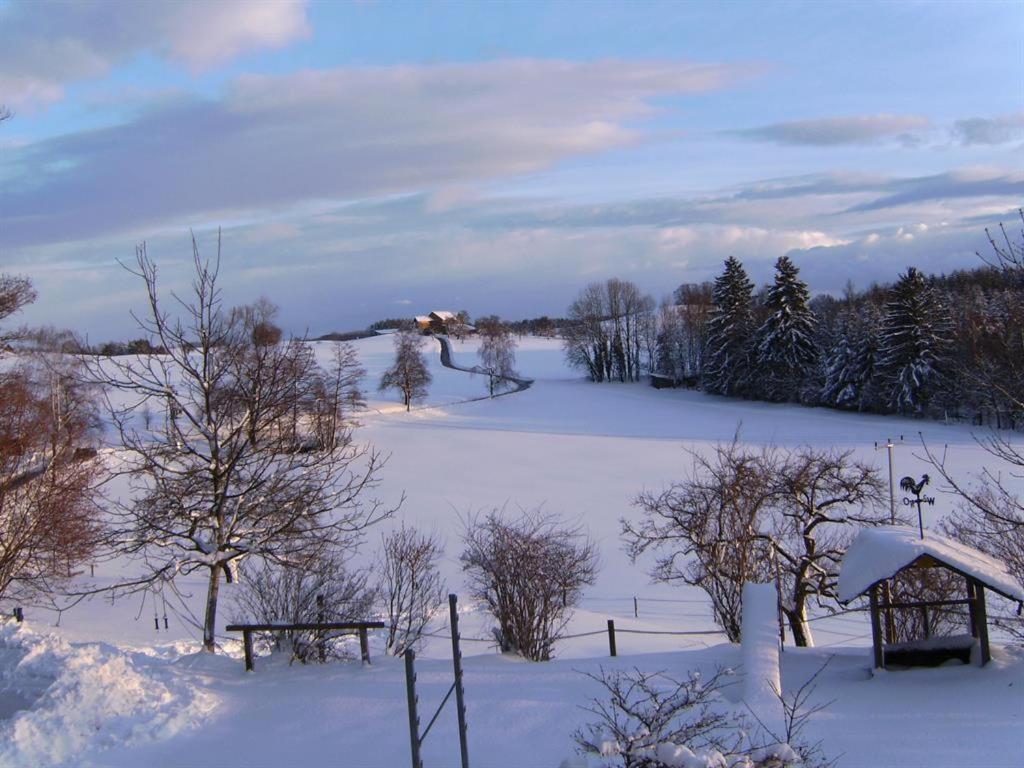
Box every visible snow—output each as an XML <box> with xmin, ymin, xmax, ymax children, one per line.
<box><xmin>4</xmin><ymin>335</ymin><xmax>1024</xmax><ymax>766</ymax></box>
<box><xmin>740</xmin><ymin>583</ymin><xmax>783</xmax><ymax>738</ymax></box>
<box><xmin>837</xmin><ymin>526</ymin><xmax>1024</xmax><ymax>604</ymax></box>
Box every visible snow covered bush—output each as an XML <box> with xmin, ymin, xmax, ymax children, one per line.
<box><xmin>460</xmin><ymin>507</ymin><xmax>598</xmax><ymax>660</ymax></box>
<box><xmin>572</xmin><ymin>665</ymin><xmax>740</xmax><ymax>767</ymax></box>
<box><xmin>573</xmin><ymin>663</ymin><xmax>834</xmax><ymax>768</ymax></box>
<box><xmin>230</xmin><ymin>553</ymin><xmax>376</xmax><ymax>663</ymax></box>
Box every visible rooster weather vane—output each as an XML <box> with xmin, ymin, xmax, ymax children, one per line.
<box><xmin>900</xmin><ymin>474</ymin><xmax>935</xmax><ymax>539</ymax></box>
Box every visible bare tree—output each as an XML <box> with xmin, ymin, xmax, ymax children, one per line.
<box><xmin>624</xmin><ymin>438</ymin><xmax>774</xmax><ymax>642</ymax></box>
<box><xmin>379</xmin><ymin>329</ymin><xmax>431</xmax><ymax>411</ymax></box>
<box><xmin>764</xmin><ymin>448</ymin><xmax>887</xmax><ymax>646</ymax></box>
<box><xmin>476</xmin><ymin>315</ymin><xmax>518</xmax><ymax>396</ymax></box>
<box><xmin>310</xmin><ymin>342</ymin><xmax>366</xmax><ymax>451</ymax></box>
<box><xmin>85</xmin><ymin>237</ymin><xmax>393</xmax><ymax>651</ymax></box>
<box><xmin>378</xmin><ymin>523</ymin><xmax>446</xmax><ymax>656</ymax></box>
<box><xmin>460</xmin><ymin>507</ymin><xmax>598</xmax><ymax>661</ymax></box>
<box><xmin>230</xmin><ymin>550</ymin><xmax>376</xmax><ymax>663</ymax></box>
<box><xmin>0</xmin><ymin>277</ymin><xmax>102</xmax><ymax>604</ymax></box>
<box><xmin>0</xmin><ymin>274</ymin><xmax>37</xmax><ymax>348</ymax></box>
<box><xmin>573</xmin><ymin>666</ymin><xmax>739</xmax><ymax>767</ymax></box>
<box><xmin>924</xmin><ymin>433</ymin><xmax>1024</xmax><ymax>638</ymax></box>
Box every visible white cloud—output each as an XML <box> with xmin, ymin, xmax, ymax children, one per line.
<box><xmin>0</xmin><ymin>0</ymin><xmax>310</xmax><ymax>107</ymax></box>
<box><xmin>1</xmin><ymin>58</ymin><xmax>758</xmax><ymax>247</ymax></box>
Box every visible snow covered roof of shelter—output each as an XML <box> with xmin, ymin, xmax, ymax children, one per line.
<box><xmin>838</xmin><ymin>526</ymin><xmax>1024</xmax><ymax>604</ymax></box>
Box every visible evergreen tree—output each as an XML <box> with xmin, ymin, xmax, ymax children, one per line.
<box><xmin>822</xmin><ymin>303</ymin><xmax>882</xmax><ymax>411</ymax></box>
<box><xmin>752</xmin><ymin>256</ymin><xmax>818</xmax><ymax>402</ymax></box>
<box><xmin>703</xmin><ymin>257</ymin><xmax>754</xmax><ymax>396</ymax></box>
<box><xmin>878</xmin><ymin>267</ymin><xmax>948</xmax><ymax>415</ymax></box>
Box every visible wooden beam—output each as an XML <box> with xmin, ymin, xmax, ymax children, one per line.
<box><xmin>359</xmin><ymin>627</ymin><xmax>371</xmax><ymax>665</ymax></box>
<box><xmin>966</xmin><ymin>578</ymin><xmax>978</xmax><ymax>639</ymax></box>
<box><xmin>973</xmin><ymin>578</ymin><xmax>991</xmax><ymax>666</ymax></box>
<box><xmin>242</xmin><ymin>629</ymin><xmax>254</xmax><ymax>673</ymax></box>
<box><xmin>226</xmin><ymin>621</ymin><xmax>385</xmax><ymax>632</ymax></box>
<box><xmin>869</xmin><ymin>586</ymin><xmax>884</xmax><ymax>670</ymax></box>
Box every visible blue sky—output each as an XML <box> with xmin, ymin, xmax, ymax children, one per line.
<box><xmin>1</xmin><ymin>0</ymin><xmax>1022</xmax><ymax>338</ymax></box>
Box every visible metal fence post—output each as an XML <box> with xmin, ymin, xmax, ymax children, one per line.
<box><xmin>404</xmin><ymin>649</ymin><xmax>423</xmax><ymax>768</ymax></box>
<box><xmin>449</xmin><ymin>594</ymin><xmax>470</xmax><ymax>768</ymax></box>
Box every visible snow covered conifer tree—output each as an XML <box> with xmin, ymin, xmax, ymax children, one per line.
<box><xmin>878</xmin><ymin>267</ymin><xmax>949</xmax><ymax>414</ymax></box>
<box><xmin>703</xmin><ymin>257</ymin><xmax>755</xmax><ymax>396</ymax></box>
<box><xmin>753</xmin><ymin>256</ymin><xmax>817</xmax><ymax>402</ymax></box>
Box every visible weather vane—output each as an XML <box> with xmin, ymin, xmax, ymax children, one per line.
<box><xmin>900</xmin><ymin>474</ymin><xmax>935</xmax><ymax>539</ymax></box>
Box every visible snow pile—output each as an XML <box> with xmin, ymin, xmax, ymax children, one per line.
<box><xmin>740</xmin><ymin>582</ymin><xmax>784</xmax><ymax>738</ymax></box>
<box><xmin>837</xmin><ymin>526</ymin><xmax>1024</xmax><ymax>603</ymax></box>
<box><xmin>0</xmin><ymin>621</ymin><xmax>214</xmax><ymax>767</ymax></box>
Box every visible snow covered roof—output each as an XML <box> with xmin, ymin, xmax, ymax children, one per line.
<box><xmin>838</xmin><ymin>526</ymin><xmax>1024</xmax><ymax>604</ymax></box>
<box><xmin>414</xmin><ymin>315</ymin><xmax>431</xmax><ymax>324</ymax></box>
<box><xmin>430</xmin><ymin>310</ymin><xmax>456</xmax><ymax>321</ymax></box>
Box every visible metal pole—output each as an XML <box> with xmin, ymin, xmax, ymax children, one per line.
<box><xmin>404</xmin><ymin>649</ymin><xmax>423</xmax><ymax>768</ymax></box>
<box><xmin>449</xmin><ymin>594</ymin><xmax>470</xmax><ymax>768</ymax></box>
<box><xmin>886</xmin><ymin>439</ymin><xmax>896</xmax><ymax>523</ymax></box>
<box><xmin>607</xmin><ymin>619</ymin><xmax>617</xmax><ymax>657</ymax></box>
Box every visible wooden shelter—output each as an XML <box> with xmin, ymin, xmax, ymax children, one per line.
<box><xmin>838</xmin><ymin>526</ymin><xmax>1024</xmax><ymax>669</ymax></box>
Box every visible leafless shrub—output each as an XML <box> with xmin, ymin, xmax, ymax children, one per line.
<box><xmin>461</xmin><ymin>507</ymin><xmax>598</xmax><ymax>661</ymax></box>
<box><xmin>231</xmin><ymin>552</ymin><xmax>376</xmax><ymax>664</ymax></box>
<box><xmin>573</xmin><ymin>666</ymin><xmax>741</xmax><ymax>767</ymax></box>
<box><xmin>886</xmin><ymin>567</ymin><xmax>967</xmax><ymax>642</ymax></box>
<box><xmin>379</xmin><ymin>523</ymin><xmax>446</xmax><ymax>656</ymax></box>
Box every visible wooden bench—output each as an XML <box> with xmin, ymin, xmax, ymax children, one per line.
<box><xmin>225</xmin><ymin>621</ymin><xmax>385</xmax><ymax>672</ymax></box>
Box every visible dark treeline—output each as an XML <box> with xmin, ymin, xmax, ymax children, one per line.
<box><xmin>563</xmin><ymin>212</ymin><xmax>1024</xmax><ymax>428</ymax></box>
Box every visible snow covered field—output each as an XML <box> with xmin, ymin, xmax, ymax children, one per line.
<box><xmin>2</xmin><ymin>334</ymin><xmax>1022</xmax><ymax>767</ymax></box>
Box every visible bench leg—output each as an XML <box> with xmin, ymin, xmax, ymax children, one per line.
<box><xmin>360</xmin><ymin>628</ymin><xmax>370</xmax><ymax>665</ymax></box>
<box><xmin>243</xmin><ymin>630</ymin><xmax>254</xmax><ymax>672</ymax></box>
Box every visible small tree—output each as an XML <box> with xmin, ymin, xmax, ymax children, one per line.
<box><xmin>476</xmin><ymin>315</ymin><xmax>518</xmax><ymax>396</ymax></box>
<box><xmin>461</xmin><ymin>507</ymin><xmax>598</xmax><ymax>661</ymax></box>
<box><xmin>380</xmin><ymin>329</ymin><xmax>431</xmax><ymax>411</ymax></box>
<box><xmin>86</xmin><ymin>238</ymin><xmax>392</xmax><ymax>651</ymax></box>
<box><xmin>378</xmin><ymin>523</ymin><xmax>446</xmax><ymax>656</ymax></box>
<box><xmin>624</xmin><ymin>438</ymin><xmax>774</xmax><ymax>642</ymax></box>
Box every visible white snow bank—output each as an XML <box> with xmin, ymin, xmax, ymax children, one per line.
<box><xmin>837</xmin><ymin>526</ymin><xmax>1024</xmax><ymax>604</ymax></box>
<box><xmin>0</xmin><ymin>621</ymin><xmax>214</xmax><ymax>767</ymax></box>
<box><xmin>740</xmin><ymin>583</ymin><xmax>784</xmax><ymax>738</ymax></box>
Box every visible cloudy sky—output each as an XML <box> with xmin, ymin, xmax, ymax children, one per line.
<box><xmin>2</xmin><ymin>0</ymin><xmax>1022</xmax><ymax>338</ymax></box>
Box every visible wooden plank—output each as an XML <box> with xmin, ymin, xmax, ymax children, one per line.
<box><xmin>226</xmin><ymin>621</ymin><xmax>384</xmax><ymax>632</ymax></box>
<box><xmin>966</xmin><ymin>578</ymin><xmax>978</xmax><ymax>638</ymax></box>
<box><xmin>881</xmin><ymin>598</ymin><xmax>973</xmax><ymax>610</ymax></box>
<box><xmin>869</xmin><ymin>586</ymin><xmax>884</xmax><ymax>669</ymax></box>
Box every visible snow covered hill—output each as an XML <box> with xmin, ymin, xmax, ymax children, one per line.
<box><xmin>2</xmin><ymin>334</ymin><xmax>1021</xmax><ymax>767</ymax></box>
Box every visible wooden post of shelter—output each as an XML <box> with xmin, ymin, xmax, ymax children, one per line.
<box><xmin>868</xmin><ymin>585</ymin><xmax>884</xmax><ymax>670</ymax></box>
<box><xmin>971</xmin><ymin>578</ymin><xmax>991</xmax><ymax>665</ymax></box>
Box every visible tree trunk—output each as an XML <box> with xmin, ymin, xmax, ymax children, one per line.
<box><xmin>785</xmin><ymin>601</ymin><xmax>813</xmax><ymax>648</ymax></box>
<box><xmin>203</xmin><ymin>564</ymin><xmax>221</xmax><ymax>652</ymax></box>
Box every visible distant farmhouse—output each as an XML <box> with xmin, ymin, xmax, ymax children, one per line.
<box><xmin>414</xmin><ymin>310</ymin><xmax>474</xmax><ymax>336</ymax></box>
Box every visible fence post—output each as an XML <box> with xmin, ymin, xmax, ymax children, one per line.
<box><xmin>317</xmin><ymin>594</ymin><xmax>326</xmax><ymax>663</ymax></box>
<box><xmin>607</xmin><ymin>619</ymin><xmax>617</xmax><ymax>657</ymax></box>
<box><xmin>633</xmin><ymin>596</ymin><xmax>638</xmax><ymax>618</ymax></box>
<box><xmin>242</xmin><ymin>629</ymin><xmax>254</xmax><ymax>672</ymax></box>
<box><xmin>449</xmin><ymin>594</ymin><xmax>470</xmax><ymax>768</ymax></box>
<box><xmin>13</xmin><ymin>607</ymin><xmax>23</xmax><ymax>623</ymax></box>
<box><xmin>404</xmin><ymin>649</ymin><xmax>423</xmax><ymax>768</ymax></box>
